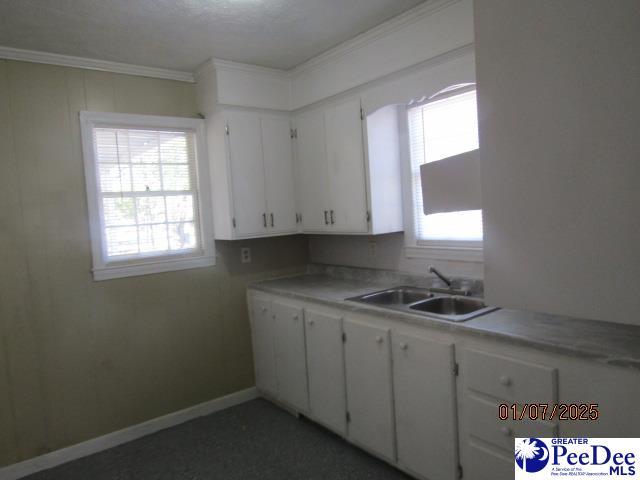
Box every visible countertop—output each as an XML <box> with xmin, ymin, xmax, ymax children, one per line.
<box><xmin>249</xmin><ymin>271</ymin><xmax>640</xmax><ymax>371</ymax></box>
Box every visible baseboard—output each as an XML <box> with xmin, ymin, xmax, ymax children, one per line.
<box><xmin>0</xmin><ymin>387</ymin><xmax>259</xmax><ymax>480</ymax></box>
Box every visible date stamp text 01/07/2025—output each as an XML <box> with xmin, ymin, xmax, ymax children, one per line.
<box><xmin>499</xmin><ymin>404</ymin><xmax>600</xmax><ymax>422</ymax></box>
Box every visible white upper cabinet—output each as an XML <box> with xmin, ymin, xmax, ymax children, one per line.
<box><xmin>262</xmin><ymin>116</ymin><xmax>298</xmax><ymax>234</ymax></box>
<box><xmin>294</xmin><ymin>109</ymin><xmax>330</xmax><ymax>232</ymax></box>
<box><xmin>294</xmin><ymin>98</ymin><xmax>403</xmax><ymax>235</ymax></box>
<box><xmin>207</xmin><ymin>108</ymin><xmax>297</xmax><ymax>239</ymax></box>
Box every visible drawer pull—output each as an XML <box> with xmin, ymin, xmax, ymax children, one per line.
<box><xmin>399</xmin><ymin>342</ymin><xmax>409</xmax><ymax>351</ymax></box>
<box><xmin>499</xmin><ymin>375</ymin><xmax>512</xmax><ymax>386</ymax></box>
<box><xmin>375</xmin><ymin>336</ymin><xmax>384</xmax><ymax>344</ymax></box>
<box><xmin>501</xmin><ymin>426</ymin><xmax>512</xmax><ymax>437</ymax></box>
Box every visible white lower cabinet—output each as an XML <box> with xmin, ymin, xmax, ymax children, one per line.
<box><xmin>343</xmin><ymin>318</ymin><xmax>396</xmax><ymax>462</ymax></box>
<box><xmin>248</xmin><ymin>294</ymin><xmax>277</xmax><ymax>397</ymax></box>
<box><xmin>392</xmin><ymin>332</ymin><xmax>459</xmax><ymax>480</ymax></box>
<box><xmin>272</xmin><ymin>299</ymin><xmax>309</xmax><ymax>412</ymax></box>
<box><xmin>305</xmin><ymin>308</ymin><xmax>347</xmax><ymax>435</ymax></box>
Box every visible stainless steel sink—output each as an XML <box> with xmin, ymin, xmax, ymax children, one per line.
<box><xmin>409</xmin><ymin>296</ymin><xmax>496</xmax><ymax>321</ymax></box>
<box><xmin>347</xmin><ymin>286</ymin><xmax>498</xmax><ymax>322</ymax></box>
<box><xmin>354</xmin><ymin>286</ymin><xmax>433</xmax><ymax>306</ymax></box>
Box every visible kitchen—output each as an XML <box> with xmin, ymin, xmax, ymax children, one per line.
<box><xmin>0</xmin><ymin>1</ymin><xmax>639</xmax><ymax>479</ymax></box>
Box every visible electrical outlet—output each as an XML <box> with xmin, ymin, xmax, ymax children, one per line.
<box><xmin>240</xmin><ymin>247</ymin><xmax>251</xmax><ymax>263</ymax></box>
<box><xmin>368</xmin><ymin>240</ymin><xmax>377</xmax><ymax>257</ymax></box>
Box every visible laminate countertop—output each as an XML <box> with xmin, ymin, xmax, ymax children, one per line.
<box><xmin>249</xmin><ymin>271</ymin><xmax>640</xmax><ymax>371</ymax></box>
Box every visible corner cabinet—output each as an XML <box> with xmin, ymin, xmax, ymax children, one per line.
<box><xmin>294</xmin><ymin>99</ymin><xmax>403</xmax><ymax>235</ymax></box>
<box><xmin>206</xmin><ymin>108</ymin><xmax>298</xmax><ymax>239</ymax></box>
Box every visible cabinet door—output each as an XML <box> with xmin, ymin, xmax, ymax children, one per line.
<box><xmin>272</xmin><ymin>300</ymin><xmax>309</xmax><ymax>412</ymax></box>
<box><xmin>295</xmin><ymin>109</ymin><xmax>330</xmax><ymax>232</ymax></box>
<box><xmin>393</xmin><ymin>332</ymin><xmax>458</xmax><ymax>480</ymax></box>
<box><xmin>248</xmin><ymin>296</ymin><xmax>277</xmax><ymax>396</ymax></box>
<box><xmin>325</xmin><ymin>99</ymin><xmax>368</xmax><ymax>233</ymax></box>
<box><xmin>262</xmin><ymin>115</ymin><xmax>297</xmax><ymax>234</ymax></box>
<box><xmin>344</xmin><ymin>318</ymin><xmax>395</xmax><ymax>461</ymax></box>
<box><xmin>305</xmin><ymin>309</ymin><xmax>346</xmax><ymax>435</ymax></box>
<box><xmin>226</xmin><ymin>110</ymin><xmax>267</xmax><ymax>236</ymax></box>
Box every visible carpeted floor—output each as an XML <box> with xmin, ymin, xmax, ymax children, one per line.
<box><xmin>22</xmin><ymin>398</ymin><xmax>412</xmax><ymax>480</ymax></box>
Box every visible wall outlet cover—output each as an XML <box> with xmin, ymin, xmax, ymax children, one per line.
<box><xmin>241</xmin><ymin>247</ymin><xmax>251</xmax><ymax>263</ymax></box>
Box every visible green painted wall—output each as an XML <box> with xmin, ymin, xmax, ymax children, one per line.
<box><xmin>0</xmin><ymin>59</ymin><xmax>309</xmax><ymax>466</ymax></box>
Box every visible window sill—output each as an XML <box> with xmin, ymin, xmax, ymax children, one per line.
<box><xmin>404</xmin><ymin>244</ymin><xmax>483</xmax><ymax>263</ymax></box>
<box><xmin>93</xmin><ymin>254</ymin><xmax>216</xmax><ymax>281</ymax></box>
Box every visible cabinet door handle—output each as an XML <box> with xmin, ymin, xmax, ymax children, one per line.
<box><xmin>263</xmin><ymin>213</ymin><xmax>267</xmax><ymax>228</ymax></box>
<box><xmin>330</xmin><ymin>210</ymin><xmax>335</xmax><ymax>225</ymax></box>
<box><xmin>270</xmin><ymin>213</ymin><xmax>274</xmax><ymax>227</ymax></box>
<box><xmin>324</xmin><ymin>210</ymin><xmax>329</xmax><ymax>225</ymax></box>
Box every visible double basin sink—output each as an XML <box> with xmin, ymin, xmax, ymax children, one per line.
<box><xmin>347</xmin><ymin>286</ymin><xmax>498</xmax><ymax>322</ymax></box>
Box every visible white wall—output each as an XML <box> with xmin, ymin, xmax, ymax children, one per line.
<box><xmin>476</xmin><ymin>0</ymin><xmax>640</xmax><ymax>324</ymax></box>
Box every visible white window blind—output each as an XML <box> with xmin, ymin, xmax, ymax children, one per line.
<box><xmin>94</xmin><ymin>127</ymin><xmax>201</xmax><ymax>259</ymax></box>
<box><xmin>81</xmin><ymin>111</ymin><xmax>214</xmax><ymax>280</ymax></box>
<box><xmin>407</xmin><ymin>89</ymin><xmax>483</xmax><ymax>242</ymax></box>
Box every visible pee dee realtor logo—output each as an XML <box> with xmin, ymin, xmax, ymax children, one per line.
<box><xmin>515</xmin><ymin>438</ymin><xmax>638</xmax><ymax>479</ymax></box>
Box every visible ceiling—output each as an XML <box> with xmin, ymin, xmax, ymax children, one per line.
<box><xmin>0</xmin><ymin>0</ymin><xmax>426</xmax><ymax>72</ymax></box>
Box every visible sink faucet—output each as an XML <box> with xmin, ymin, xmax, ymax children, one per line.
<box><xmin>428</xmin><ymin>266</ymin><xmax>452</xmax><ymax>288</ymax></box>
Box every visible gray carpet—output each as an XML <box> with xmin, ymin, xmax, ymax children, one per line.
<box><xmin>22</xmin><ymin>398</ymin><xmax>412</xmax><ymax>479</ymax></box>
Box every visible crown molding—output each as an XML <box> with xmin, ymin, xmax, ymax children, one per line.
<box><xmin>0</xmin><ymin>46</ymin><xmax>195</xmax><ymax>83</ymax></box>
<box><xmin>204</xmin><ymin>58</ymin><xmax>290</xmax><ymax>80</ymax></box>
<box><xmin>290</xmin><ymin>0</ymin><xmax>463</xmax><ymax>77</ymax></box>
<box><xmin>291</xmin><ymin>43</ymin><xmax>474</xmax><ymax>113</ymax></box>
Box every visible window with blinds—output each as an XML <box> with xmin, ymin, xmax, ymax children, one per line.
<box><xmin>80</xmin><ymin>112</ymin><xmax>214</xmax><ymax>280</ymax></box>
<box><xmin>407</xmin><ymin>89</ymin><xmax>483</xmax><ymax>242</ymax></box>
<box><xmin>95</xmin><ymin>127</ymin><xmax>200</xmax><ymax>258</ymax></box>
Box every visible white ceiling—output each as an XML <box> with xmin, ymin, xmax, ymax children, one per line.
<box><xmin>0</xmin><ymin>0</ymin><xmax>426</xmax><ymax>72</ymax></box>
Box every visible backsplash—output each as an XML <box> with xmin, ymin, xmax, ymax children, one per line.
<box><xmin>306</xmin><ymin>263</ymin><xmax>484</xmax><ymax>297</ymax></box>
<box><xmin>308</xmin><ymin>232</ymin><xmax>485</xmax><ymax>279</ymax></box>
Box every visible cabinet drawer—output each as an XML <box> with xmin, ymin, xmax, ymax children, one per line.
<box><xmin>465</xmin><ymin>349</ymin><xmax>557</xmax><ymax>403</ymax></box>
<box><xmin>465</xmin><ymin>441</ymin><xmax>512</xmax><ymax>480</ymax></box>
<box><xmin>467</xmin><ymin>395</ymin><xmax>556</xmax><ymax>452</ymax></box>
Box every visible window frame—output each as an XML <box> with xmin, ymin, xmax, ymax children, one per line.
<box><xmin>80</xmin><ymin>111</ymin><xmax>215</xmax><ymax>281</ymax></box>
<box><xmin>399</xmin><ymin>86</ymin><xmax>484</xmax><ymax>263</ymax></box>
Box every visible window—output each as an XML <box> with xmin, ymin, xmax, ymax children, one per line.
<box><xmin>80</xmin><ymin>112</ymin><xmax>214</xmax><ymax>280</ymax></box>
<box><xmin>404</xmin><ymin>87</ymin><xmax>483</xmax><ymax>260</ymax></box>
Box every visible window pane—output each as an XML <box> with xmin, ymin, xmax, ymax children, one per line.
<box><xmin>94</xmin><ymin>129</ymin><xmax>119</xmax><ymax>162</ymax></box>
<box><xmin>92</xmin><ymin>124</ymin><xmax>201</xmax><ymax>262</ymax></box>
<box><xmin>129</xmin><ymin>130</ymin><xmax>159</xmax><ymax>163</ymax></box>
<box><xmin>166</xmin><ymin>195</ymin><xmax>194</xmax><ymax>222</ymax></box>
<box><xmin>103</xmin><ymin>197</ymin><xmax>135</xmax><ymax>226</ymax></box>
<box><xmin>99</xmin><ymin>164</ymin><xmax>132</xmax><ymax>192</ymax></box>
<box><xmin>408</xmin><ymin>89</ymin><xmax>482</xmax><ymax>241</ymax></box>
<box><xmin>422</xmin><ymin>210</ymin><xmax>483</xmax><ymax>241</ymax></box>
<box><xmin>138</xmin><ymin>224</ymin><xmax>169</xmax><ymax>253</ymax></box>
<box><xmin>132</xmin><ymin>164</ymin><xmax>162</xmax><ymax>192</ymax></box>
<box><xmin>105</xmin><ymin>226</ymin><xmax>138</xmax><ymax>256</ymax></box>
<box><xmin>160</xmin><ymin>132</ymin><xmax>189</xmax><ymax>163</ymax></box>
<box><xmin>136</xmin><ymin>196</ymin><xmax>166</xmax><ymax>224</ymax></box>
<box><xmin>169</xmin><ymin>222</ymin><xmax>197</xmax><ymax>251</ymax></box>
<box><xmin>161</xmin><ymin>165</ymin><xmax>190</xmax><ymax>190</ymax></box>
